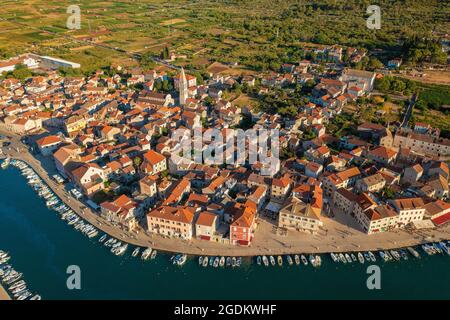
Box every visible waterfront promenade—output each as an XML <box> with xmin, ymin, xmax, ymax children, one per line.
<box><xmin>1</xmin><ymin>130</ymin><xmax>450</xmax><ymax>257</ymax></box>
<box><xmin>0</xmin><ymin>284</ymin><xmax>11</xmax><ymax>300</ymax></box>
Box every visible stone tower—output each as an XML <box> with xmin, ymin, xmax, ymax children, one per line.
<box><xmin>179</xmin><ymin>67</ymin><xmax>188</xmax><ymax>106</ymax></box>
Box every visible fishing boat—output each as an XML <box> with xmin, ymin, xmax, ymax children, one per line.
<box><xmin>277</xmin><ymin>256</ymin><xmax>283</xmax><ymax>267</ymax></box>
<box><xmin>357</xmin><ymin>252</ymin><xmax>365</xmax><ymax>264</ymax></box>
<box><xmin>256</xmin><ymin>256</ymin><xmax>262</xmax><ymax>266</ymax></box>
<box><xmin>350</xmin><ymin>253</ymin><xmax>357</xmax><ymax>262</ymax></box>
<box><xmin>390</xmin><ymin>250</ymin><xmax>401</xmax><ymax>261</ymax></box>
<box><xmin>150</xmin><ymin>250</ymin><xmax>157</xmax><ymax>260</ymax></box>
<box><xmin>345</xmin><ymin>253</ymin><xmax>352</xmax><ymax>263</ymax></box>
<box><xmin>339</xmin><ymin>253</ymin><xmax>346</xmax><ymax>263</ymax></box>
<box><xmin>202</xmin><ymin>257</ymin><xmax>209</xmax><ymax>267</ymax></box>
<box><xmin>286</xmin><ymin>255</ymin><xmax>293</xmax><ymax>266</ymax></box>
<box><xmin>231</xmin><ymin>257</ymin><xmax>237</xmax><ymax>267</ymax></box>
<box><xmin>262</xmin><ymin>256</ymin><xmax>269</xmax><ymax>267</ymax></box>
<box><xmin>132</xmin><ymin>247</ymin><xmax>140</xmax><ymax>257</ymax></box>
<box><xmin>407</xmin><ymin>246</ymin><xmax>420</xmax><ymax>258</ymax></box>
<box><xmin>226</xmin><ymin>257</ymin><xmax>232</xmax><ymax>267</ymax></box>
<box><xmin>219</xmin><ymin>256</ymin><xmax>225</xmax><ymax>267</ymax></box>
<box><xmin>270</xmin><ymin>256</ymin><xmax>276</xmax><ymax>266</ymax></box>
<box><xmin>294</xmin><ymin>254</ymin><xmax>300</xmax><ymax>266</ymax></box>
<box><xmin>368</xmin><ymin>251</ymin><xmax>376</xmax><ymax>262</ymax></box>
<box><xmin>199</xmin><ymin>256</ymin><xmax>203</xmax><ymax>265</ymax></box>
<box><xmin>301</xmin><ymin>255</ymin><xmax>308</xmax><ymax>266</ymax></box>
<box><xmin>141</xmin><ymin>247</ymin><xmax>152</xmax><ymax>260</ymax></box>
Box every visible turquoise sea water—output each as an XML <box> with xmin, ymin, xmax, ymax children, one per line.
<box><xmin>0</xmin><ymin>166</ymin><xmax>449</xmax><ymax>300</ymax></box>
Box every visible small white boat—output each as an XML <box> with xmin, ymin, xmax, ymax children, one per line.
<box><xmin>339</xmin><ymin>253</ymin><xmax>346</xmax><ymax>263</ymax></box>
<box><xmin>199</xmin><ymin>256</ymin><xmax>203</xmax><ymax>265</ymax></box>
<box><xmin>219</xmin><ymin>256</ymin><xmax>225</xmax><ymax>267</ymax></box>
<box><xmin>294</xmin><ymin>254</ymin><xmax>300</xmax><ymax>266</ymax></box>
<box><xmin>132</xmin><ymin>247</ymin><xmax>140</xmax><ymax>257</ymax></box>
<box><xmin>176</xmin><ymin>254</ymin><xmax>187</xmax><ymax>266</ymax></box>
<box><xmin>269</xmin><ymin>256</ymin><xmax>276</xmax><ymax>266</ymax></box>
<box><xmin>262</xmin><ymin>255</ymin><xmax>269</xmax><ymax>267</ymax></box>
<box><xmin>407</xmin><ymin>247</ymin><xmax>420</xmax><ymax>258</ymax></box>
<box><xmin>350</xmin><ymin>253</ymin><xmax>357</xmax><ymax>262</ymax></box>
<box><xmin>368</xmin><ymin>251</ymin><xmax>376</xmax><ymax>262</ymax></box>
<box><xmin>150</xmin><ymin>250</ymin><xmax>157</xmax><ymax>260</ymax></box>
<box><xmin>286</xmin><ymin>255</ymin><xmax>293</xmax><ymax>266</ymax></box>
<box><xmin>357</xmin><ymin>252</ymin><xmax>365</xmax><ymax>264</ymax></box>
<box><xmin>202</xmin><ymin>256</ymin><xmax>208</xmax><ymax>267</ymax></box>
<box><xmin>301</xmin><ymin>255</ymin><xmax>308</xmax><ymax>266</ymax></box>
<box><xmin>345</xmin><ymin>254</ymin><xmax>352</xmax><ymax>263</ymax></box>
<box><xmin>330</xmin><ymin>253</ymin><xmax>338</xmax><ymax>263</ymax></box>
<box><xmin>141</xmin><ymin>247</ymin><xmax>152</xmax><ymax>260</ymax></box>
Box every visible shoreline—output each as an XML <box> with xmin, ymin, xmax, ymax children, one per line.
<box><xmin>0</xmin><ymin>284</ymin><xmax>11</xmax><ymax>300</ymax></box>
<box><xmin>1</xmin><ymin>131</ymin><xmax>450</xmax><ymax>257</ymax></box>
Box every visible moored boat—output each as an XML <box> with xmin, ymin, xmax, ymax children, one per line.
<box><xmin>301</xmin><ymin>255</ymin><xmax>308</xmax><ymax>266</ymax></box>
<box><xmin>407</xmin><ymin>246</ymin><xmax>420</xmax><ymax>258</ymax></box>
<box><xmin>202</xmin><ymin>257</ymin><xmax>209</xmax><ymax>267</ymax></box>
<box><xmin>262</xmin><ymin>255</ymin><xmax>269</xmax><ymax>267</ymax></box>
<box><xmin>357</xmin><ymin>252</ymin><xmax>365</xmax><ymax>264</ymax></box>
<box><xmin>256</xmin><ymin>256</ymin><xmax>261</xmax><ymax>265</ymax></box>
<box><xmin>286</xmin><ymin>255</ymin><xmax>293</xmax><ymax>266</ymax></box>
<box><xmin>294</xmin><ymin>254</ymin><xmax>300</xmax><ymax>266</ymax></box>
<box><xmin>277</xmin><ymin>256</ymin><xmax>283</xmax><ymax>266</ymax></box>
<box><xmin>345</xmin><ymin>253</ymin><xmax>352</xmax><ymax>263</ymax></box>
<box><xmin>270</xmin><ymin>256</ymin><xmax>276</xmax><ymax>266</ymax></box>
<box><xmin>219</xmin><ymin>256</ymin><xmax>225</xmax><ymax>267</ymax></box>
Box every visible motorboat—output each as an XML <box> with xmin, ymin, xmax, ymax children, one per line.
<box><xmin>269</xmin><ymin>256</ymin><xmax>276</xmax><ymax>266</ymax></box>
<box><xmin>199</xmin><ymin>256</ymin><xmax>203</xmax><ymax>265</ymax></box>
<box><xmin>226</xmin><ymin>257</ymin><xmax>232</xmax><ymax>267</ymax></box>
<box><xmin>213</xmin><ymin>257</ymin><xmax>219</xmax><ymax>268</ymax></box>
<box><xmin>202</xmin><ymin>257</ymin><xmax>209</xmax><ymax>267</ymax></box>
<box><xmin>286</xmin><ymin>255</ymin><xmax>293</xmax><ymax>266</ymax></box>
<box><xmin>345</xmin><ymin>254</ymin><xmax>352</xmax><ymax>263</ymax></box>
<box><xmin>236</xmin><ymin>257</ymin><xmax>242</xmax><ymax>267</ymax></box>
<box><xmin>329</xmin><ymin>253</ymin><xmax>338</xmax><ymax>263</ymax></box>
<box><xmin>294</xmin><ymin>255</ymin><xmax>300</xmax><ymax>266</ymax></box>
<box><xmin>261</xmin><ymin>256</ymin><xmax>268</xmax><ymax>267</ymax></box>
<box><xmin>132</xmin><ymin>247</ymin><xmax>140</xmax><ymax>257</ymax></box>
<box><xmin>390</xmin><ymin>250</ymin><xmax>401</xmax><ymax>261</ymax></box>
<box><xmin>368</xmin><ymin>251</ymin><xmax>376</xmax><ymax>262</ymax></box>
<box><xmin>407</xmin><ymin>246</ymin><xmax>420</xmax><ymax>258</ymax></box>
<box><xmin>350</xmin><ymin>253</ymin><xmax>357</xmax><ymax>262</ymax></box>
<box><xmin>141</xmin><ymin>247</ymin><xmax>152</xmax><ymax>260</ymax></box>
<box><xmin>301</xmin><ymin>255</ymin><xmax>308</xmax><ymax>266</ymax></box>
<box><xmin>256</xmin><ymin>256</ymin><xmax>261</xmax><ymax>266</ymax></box>
<box><xmin>399</xmin><ymin>249</ymin><xmax>408</xmax><ymax>260</ymax></box>
<box><xmin>339</xmin><ymin>253</ymin><xmax>346</xmax><ymax>263</ymax></box>
<box><xmin>277</xmin><ymin>256</ymin><xmax>283</xmax><ymax>267</ymax></box>
<box><xmin>219</xmin><ymin>256</ymin><xmax>225</xmax><ymax>267</ymax></box>
<box><xmin>150</xmin><ymin>250</ymin><xmax>157</xmax><ymax>260</ymax></box>
<box><xmin>231</xmin><ymin>257</ymin><xmax>237</xmax><ymax>267</ymax></box>
<box><xmin>357</xmin><ymin>252</ymin><xmax>365</xmax><ymax>264</ymax></box>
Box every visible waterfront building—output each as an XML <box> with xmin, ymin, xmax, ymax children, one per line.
<box><xmin>195</xmin><ymin>211</ymin><xmax>220</xmax><ymax>241</ymax></box>
<box><xmin>147</xmin><ymin>206</ymin><xmax>196</xmax><ymax>240</ymax></box>
<box><xmin>278</xmin><ymin>196</ymin><xmax>323</xmax><ymax>233</ymax></box>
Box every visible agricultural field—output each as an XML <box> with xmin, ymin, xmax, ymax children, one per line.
<box><xmin>0</xmin><ymin>0</ymin><xmax>448</xmax><ymax>74</ymax></box>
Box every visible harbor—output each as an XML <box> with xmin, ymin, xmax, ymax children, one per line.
<box><xmin>1</xmin><ymin>141</ymin><xmax>450</xmax><ymax>258</ymax></box>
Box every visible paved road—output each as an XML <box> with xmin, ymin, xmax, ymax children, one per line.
<box><xmin>401</xmin><ymin>93</ymin><xmax>418</xmax><ymax>128</ymax></box>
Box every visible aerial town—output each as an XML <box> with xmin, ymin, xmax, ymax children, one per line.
<box><xmin>0</xmin><ymin>45</ymin><xmax>448</xmax><ymax>255</ymax></box>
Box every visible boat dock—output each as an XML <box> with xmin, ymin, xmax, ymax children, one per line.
<box><xmin>0</xmin><ymin>284</ymin><xmax>11</xmax><ymax>300</ymax></box>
